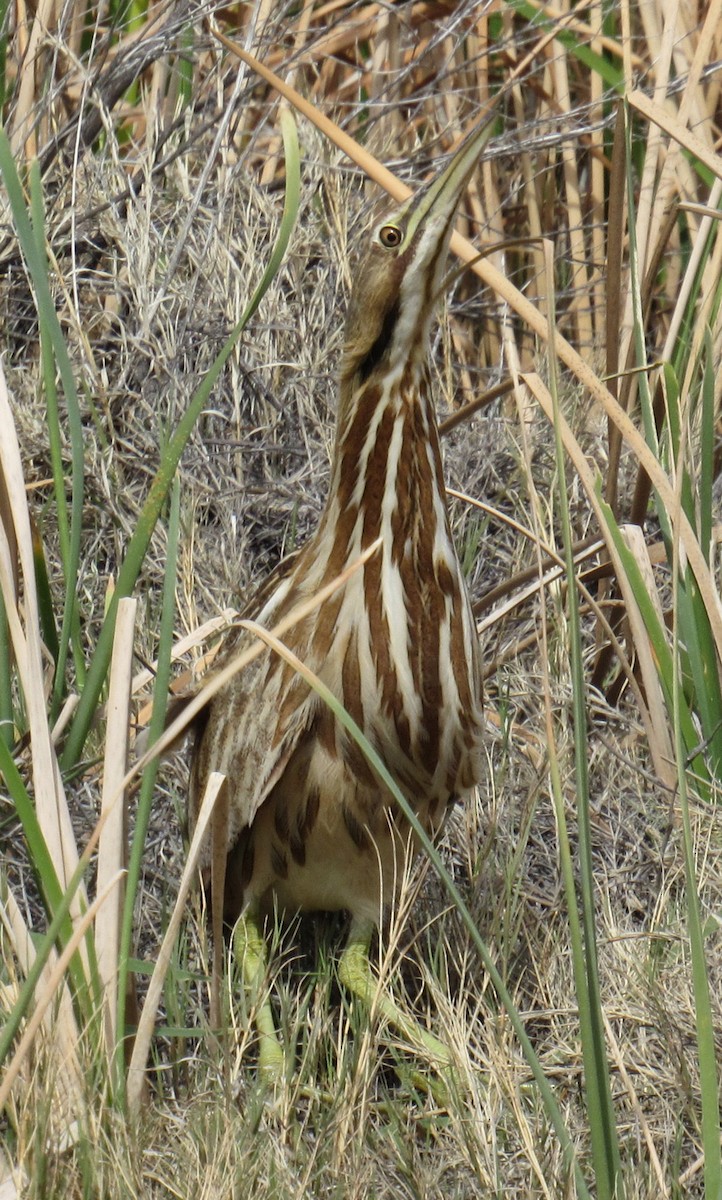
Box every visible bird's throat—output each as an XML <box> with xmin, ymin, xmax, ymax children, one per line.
<box><xmin>321</xmin><ymin>361</ymin><xmax>447</xmax><ymax>577</ymax></box>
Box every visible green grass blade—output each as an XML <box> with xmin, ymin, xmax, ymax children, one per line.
<box><xmin>27</xmin><ymin>158</ymin><xmax>87</xmax><ymax>707</ymax></box>
<box><xmin>544</xmin><ymin>246</ymin><xmax>623</xmax><ymax>1199</ymax></box>
<box><xmin>0</xmin><ymin>742</ymin><xmax>64</xmax><ymax>917</ymax></box>
<box><xmin>115</xmin><ymin>475</ymin><xmax>180</xmax><ymax>1097</ymax></box>
<box><xmin>0</xmin><ymin>136</ymin><xmax>87</xmax><ymax>715</ymax></box>
<box><xmin>59</xmin><ymin>109</ymin><xmax>301</xmax><ymax>772</ymax></box>
<box><xmin>177</xmin><ymin>24</ymin><xmax>195</xmax><ymax>111</ymax></box>
<box><xmin>698</xmin><ymin>330</ymin><xmax>714</xmax><ymax>561</ymax></box>
<box><xmin>30</xmin><ymin>516</ymin><xmax>60</xmax><ymax>667</ymax></box>
<box><xmin>677</xmin><ymin>569</ymin><xmax>722</xmax><ymax>782</ymax></box>
<box><xmin>623</xmin><ymin>122</ymin><xmax>722</xmax><ymax>787</ymax></box>
<box><xmin>0</xmin><ymin>590</ymin><xmax>12</xmax><ymax>749</ymax></box>
<box><xmin>675</xmin><ymin>330</ymin><xmax>722</xmax><ymax>781</ymax></box>
<box><xmin>235</xmin><ymin>107</ymin><xmax>301</xmax><ymax>327</ymax></box>
<box><xmin>0</xmin><ymin>0</ymin><xmax>9</xmax><ymax>113</ymax></box>
<box><xmin>0</xmin><ymin>738</ymin><xmax>93</xmax><ymax>1026</ymax></box>
<box><xmin>672</xmin><ymin>618</ymin><xmax>722</xmax><ymax>1200</ymax></box>
<box><xmin>504</xmin><ymin>0</ymin><xmax>624</xmax><ymax>89</ymax></box>
<box><xmin>35</xmin><ymin>302</ymin><xmax>70</xmax><ymax>643</ymax></box>
<box><xmin>624</xmin><ymin>112</ymin><xmax>660</xmax><ymax>471</ymax></box>
<box><xmin>0</xmin><ymin>845</ymin><xmax>97</xmax><ymax>1070</ymax></box>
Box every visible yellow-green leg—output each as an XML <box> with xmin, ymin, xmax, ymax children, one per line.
<box><xmin>338</xmin><ymin>918</ymin><xmax>454</xmax><ymax>1100</ymax></box>
<box><xmin>233</xmin><ymin>909</ymin><xmax>285</xmax><ymax>1081</ymax></box>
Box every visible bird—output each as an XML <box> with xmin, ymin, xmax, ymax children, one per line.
<box><xmin>187</xmin><ymin>122</ymin><xmax>488</xmax><ymax>1083</ymax></box>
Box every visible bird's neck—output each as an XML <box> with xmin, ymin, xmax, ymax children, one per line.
<box><xmin>313</xmin><ymin>359</ymin><xmax>450</xmax><ymax>578</ymax></box>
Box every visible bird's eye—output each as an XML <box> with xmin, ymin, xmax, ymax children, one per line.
<box><xmin>378</xmin><ymin>224</ymin><xmax>403</xmax><ymax>248</ymax></box>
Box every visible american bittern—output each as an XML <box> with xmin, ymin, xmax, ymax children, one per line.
<box><xmin>189</xmin><ymin>123</ymin><xmax>488</xmax><ymax>1081</ymax></box>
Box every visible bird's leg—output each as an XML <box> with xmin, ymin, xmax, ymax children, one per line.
<box><xmin>233</xmin><ymin>908</ymin><xmax>285</xmax><ymax>1081</ymax></box>
<box><xmin>338</xmin><ymin>917</ymin><xmax>453</xmax><ymax>1092</ymax></box>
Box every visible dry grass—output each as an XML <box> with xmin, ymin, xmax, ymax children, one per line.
<box><xmin>1</xmin><ymin>2</ymin><xmax>722</xmax><ymax>1197</ymax></box>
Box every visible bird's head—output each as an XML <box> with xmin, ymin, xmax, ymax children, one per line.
<box><xmin>340</xmin><ymin>119</ymin><xmax>492</xmax><ymax>397</ymax></box>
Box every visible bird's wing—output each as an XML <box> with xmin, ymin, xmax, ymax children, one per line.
<box><xmin>187</xmin><ymin>612</ymin><xmax>318</xmax><ymax>858</ymax></box>
<box><xmin>140</xmin><ymin>546</ymin><xmax>304</xmax><ymax>762</ymax></box>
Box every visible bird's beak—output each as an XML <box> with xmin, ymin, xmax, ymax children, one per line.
<box><xmin>402</xmin><ymin>116</ymin><xmax>495</xmax><ymax>245</ymax></box>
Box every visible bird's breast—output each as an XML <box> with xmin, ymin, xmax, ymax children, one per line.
<box><xmin>300</xmin><ymin>523</ymin><xmax>483</xmax><ymax>808</ymax></box>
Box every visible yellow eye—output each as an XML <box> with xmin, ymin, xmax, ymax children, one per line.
<box><xmin>379</xmin><ymin>224</ymin><xmax>403</xmax><ymax>248</ymax></box>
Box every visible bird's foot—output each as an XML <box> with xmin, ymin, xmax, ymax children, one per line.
<box><xmin>233</xmin><ymin>911</ymin><xmax>286</xmax><ymax>1087</ymax></box>
<box><xmin>338</xmin><ymin>921</ymin><xmax>460</xmax><ymax>1109</ymax></box>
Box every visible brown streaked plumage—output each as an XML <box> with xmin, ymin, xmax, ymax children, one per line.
<box><xmin>188</xmin><ymin>121</ymin><xmax>490</xmax><ymax>1082</ymax></box>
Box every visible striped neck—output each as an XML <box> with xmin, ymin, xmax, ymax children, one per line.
<box><xmin>317</xmin><ymin>358</ymin><xmax>448</xmax><ymax>576</ymax></box>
